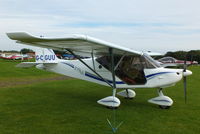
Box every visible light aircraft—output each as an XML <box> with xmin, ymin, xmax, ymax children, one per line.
<box><xmin>158</xmin><ymin>56</ymin><xmax>198</xmax><ymax>67</ymax></box>
<box><xmin>0</xmin><ymin>53</ymin><xmax>32</xmax><ymax>60</ymax></box>
<box><xmin>7</xmin><ymin>32</ymin><xmax>192</xmax><ymax>109</ymax></box>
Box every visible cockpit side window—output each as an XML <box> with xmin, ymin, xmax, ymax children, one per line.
<box><xmin>96</xmin><ymin>55</ymin><xmax>148</xmax><ymax>85</ymax></box>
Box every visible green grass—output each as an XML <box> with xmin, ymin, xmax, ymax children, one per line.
<box><xmin>0</xmin><ymin>60</ymin><xmax>199</xmax><ymax>134</ymax></box>
<box><xmin>0</xmin><ymin>59</ymin><xmax>59</xmax><ymax>81</ymax></box>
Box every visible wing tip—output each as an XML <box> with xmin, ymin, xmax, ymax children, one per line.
<box><xmin>6</xmin><ymin>32</ymin><xmax>88</xmax><ymax>41</ymax></box>
<box><xmin>6</xmin><ymin>32</ymin><xmax>31</xmax><ymax>40</ymax></box>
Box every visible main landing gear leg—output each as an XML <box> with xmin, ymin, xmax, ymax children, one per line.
<box><xmin>148</xmin><ymin>88</ymin><xmax>173</xmax><ymax>109</ymax></box>
<box><xmin>97</xmin><ymin>48</ymin><xmax>120</xmax><ymax>109</ymax></box>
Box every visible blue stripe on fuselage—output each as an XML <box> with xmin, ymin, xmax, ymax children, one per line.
<box><xmin>85</xmin><ymin>72</ymin><xmax>125</xmax><ymax>84</ymax></box>
<box><xmin>146</xmin><ymin>72</ymin><xmax>173</xmax><ymax>80</ymax></box>
<box><xmin>61</xmin><ymin>62</ymin><xmax>74</xmax><ymax>68</ymax></box>
<box><xmin>61</xmin><ymin>62</ymin><xmax>125</xmax><ymax>84</ymax></box>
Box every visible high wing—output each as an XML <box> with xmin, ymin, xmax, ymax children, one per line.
<box><xmin>7</xmin><ymin>32</ymin><xmax>142</xmax><ymax>56</ymax></box>
<box><xmin>144</xmin><ymin>51</ymin><xmax>163</xmax><ymax>56</ymax></box>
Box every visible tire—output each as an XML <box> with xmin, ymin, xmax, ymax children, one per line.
<box><xmin>106</xmin><ymin>106</ymin><xmax>118</xmax><ymax>109</ymax></box>
<box><xmin>124</xmin><ymin>97</ymin><xmax>133</xmax><ymax>99</ymax></box>
<box><xmin>159</xmin><ymin>105</ymin><xmax>171</xmax><ymax>109</ymax></box>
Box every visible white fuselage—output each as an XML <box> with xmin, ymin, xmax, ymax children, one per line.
<box><xmin>36</xmin><ymin>58</ymin><xmax>184</xmax><ymax>89</ymax></box>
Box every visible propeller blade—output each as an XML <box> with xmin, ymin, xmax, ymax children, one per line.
<box><xmin>183</xmin><ymin>76</ymin><xmax>187</xmax><ymax>103</ymax></box>
<box><xmin>183</xmin><ymin>57</ymin><xmax>187</xmax><ymax>72</ymax></box>
<box><xmin>183</xmin><ymin>54</ymin><xmax>187</xmax><ymax>103</ymax></box>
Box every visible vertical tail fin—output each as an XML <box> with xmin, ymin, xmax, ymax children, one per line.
<box><xmin>35</xmin><ymin>48</ymin><xmax>59</xmax><ymax>63</ymax></box>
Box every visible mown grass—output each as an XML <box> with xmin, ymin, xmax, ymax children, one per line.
<box><xmin>0</xmin><ymin>59</ymin><xmax>59</xmax><ymax>81</ymax></box>
<box><xmin>0</xmin><ymin>60</ymin><xmax>199</xmax><ymax>134</ymax></box>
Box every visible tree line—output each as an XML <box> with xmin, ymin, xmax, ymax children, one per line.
<box><xmin>0</xmin><ymin>48</ymin><xmax>34</xmax><ymax>54</ymax></box>
<box><xmin>1</xmin><ymin>48</ymin><xmax>200</xmax><ymax>63</ymax></box>
<box><xmin>164</xmin><ymin>50</ymin><xmax>200</xmax><ymax>63</ymax></box>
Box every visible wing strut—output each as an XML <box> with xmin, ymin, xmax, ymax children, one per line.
<box><xmin>107</xmin><ymin>48</ymin><xmax>123</xmax><ymax>133</ymax></box>
<box><xmin>91</xmin><ymin>50</ymin><xmax>96</xmax><ymax>70</ymax></box>
<box><xmin>114</xmin><ymin>52</ymin><xmax>126</xmax><ymax>71</ymax></box>
<box><xmin>109</xmin><ymin>48</ymin><xmax>117</xmax><ymax>96</ymax></box>
<box><xmin>66</xmin><ymin>49</ymin><xmax>113</xmax><ymax>87</ymax></box>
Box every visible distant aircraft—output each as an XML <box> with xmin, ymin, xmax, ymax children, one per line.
<box><xmin>158</xmin><ymin>56</ymin><xmax>198</xmax><ymax>67</ymax></box>
<box><xmin>7</xmin><ymin>32</ymin><xmax>192</xmax><ymax>109</ymax></box>
<box><xmin>0</xmin><ymin>54</ymin><xmax>32</xmax><ymax>60</ymax></box>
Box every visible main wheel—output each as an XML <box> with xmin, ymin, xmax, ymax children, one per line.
<box><xmin>159</xmin><ymin>105</ymin><xmax>171</xmax><ymax>109</ymax></box>
<box><xmin>106</xmin><ymin>106</ymin><xmax>118</xmax><ymax>109</ymax></box>
<box><xmin>124</xmin><ymin>97</ymin><xmax>133</xmax><ymax>99</ymax></box>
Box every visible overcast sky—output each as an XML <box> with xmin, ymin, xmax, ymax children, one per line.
<box><xmin>0</xmin><ymin>0</ymin><xmax>200</xmax><ymax>53</ymax></box>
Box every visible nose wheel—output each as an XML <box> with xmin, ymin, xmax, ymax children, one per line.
<box><xmin>148</xmin><ymin>88</ymin><xmax>173</xmax><ymax>109</ymax></box>
<box><xmin>117</xmin><ymin>89</ymin><xmax>136</xmax><ymax>99</ymax></box>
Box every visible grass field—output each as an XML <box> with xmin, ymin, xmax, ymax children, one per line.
<box><xmin>0</xmin><ymin>60</ymin><xmax>199</xmax><ymax>134</ymax></box>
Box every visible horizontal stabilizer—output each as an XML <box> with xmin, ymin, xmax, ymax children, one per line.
<box><xmin>16</xmin><ymin>62</ymin><xmax>39</xmax><ymax>68</ymax></box>
<box><xmin>16</xmin><ymin>62</ymin><xmax>57</xmax><ymax>68</ymax></box>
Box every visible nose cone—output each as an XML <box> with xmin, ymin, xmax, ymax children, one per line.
<box><xmin>183</xmin><ymin>70</ymin><xmax>192</xmax><ymax>76</ymax></box>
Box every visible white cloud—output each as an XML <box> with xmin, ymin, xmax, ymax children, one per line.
<box><xmin>0</xmin><ymin>0</ymin><xmax>200</xmax><ymax>52</ymax></box>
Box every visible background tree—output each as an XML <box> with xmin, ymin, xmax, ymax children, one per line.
<box><xmin>187</xmin><ymin>50</ymin><xmax>200</xmax><ymax>63</ymax></box>
<box><xmin>20</xmin><ymin>48</ymin><xmax>33</xmax><ymax>54</ymax></box>
<box><xmin>164</xmin><ymin>50</ymin><xmax>200</xmax><ymax>63</ymax></box>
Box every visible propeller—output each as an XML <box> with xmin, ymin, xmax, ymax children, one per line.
<box><xmin>183</xmin><ymin>56</ymin><xmax>187</xmax><ymax>103</ymax></box>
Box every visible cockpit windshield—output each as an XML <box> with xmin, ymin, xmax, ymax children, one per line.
<box><xmin>96</xmin><ymin>54</ymin><xmax>158</xmax><ymax>85</ymax></box>
<box><xmin>143</xmin><ymin>53</ymin><xmax>161</xmax><ymax>68</ymax></box>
